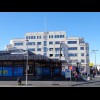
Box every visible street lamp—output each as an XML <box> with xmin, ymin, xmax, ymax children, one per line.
<box><xmin>91</xmin><ymin>50</ymin><xmax>98</xmax><ymax>68</ymax></box>
<box><xmin>26</xmin><ymin>39</ymin><xmax>29</xmax><ymax>85</ymax></box>
<box><xmin>91</xmin><ymin>49</ymin><xmax>98</xmax><ymax>76</ymax></box>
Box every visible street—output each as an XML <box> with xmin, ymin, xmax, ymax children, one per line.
<box><xmin>0</xmin><ymin>75</ymin><xmax>100</xmax><ymax>87</ymax></box>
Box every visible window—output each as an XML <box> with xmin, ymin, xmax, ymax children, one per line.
<box><xmin>27</xmin><ymin>42</ymin><xmax>35</xmax><ymax>45</ymax></box>
<box><xmin>49</xmin><ymin>41</ymin><xmax>53</xmax><ymax>45</ymax></box>
<box><xmin>86</xmin><ymin>53</ymin><xmax>89</xmax><ymax>56</ymax></box>
<box><xmin>55</xmin><ymin>48</ymin><xmax>60</xmax><ymax>51</ymax></box>
<box><xmin>81</xmin><ymin>53</ymin><xmax>84</xmax><ymax>56</ymax></box>
<box><xmin>55</xmin><ymin>54</ymin><xmax>60</xmax><ymax>57</ymax></box>
<box><xmin>44</xmin><ymin>41</ymin><xmax>47</xmax><ymax>46</ymax></box>
<box><xmin>80</xmin><ymin>47</ymin><xmax>84</xmax><ymax>50</ymax></box>
<box><xmin>49</xmin><ymin>54</ymin><xmax>53</xmax><ymax>57</ymax></box>
<box><xmin>37</xmin><ymin>36</ymin><xmax>41</xmax><ymax>39</ymax></box>
<box><xmin>33</xmin><ymin>36</ymin><xmax>36</xmax><ymax>39</ymax></box>
<box><xmin>26</xmin><ymin>36</ymin><xmax>28</xmax><ymax>39</ymax></box>
<box><xmin>28</xmin><ymin>48</ymin><xmax>35</xmax><ymax>51</ymax></box>
<box><xmin>49</xmin><ymin>48</ymin><xmax>53</xmax><ymax>51</ymax></box>
<box><xmin>68</xmin><ymin>53</ymin><xmax>77</xmax><ymax>57</ymax></box>
<box><xmin>49</xmin><ymin>35</ymin><xmax>53</xmax><ymax>38</ymax></box>
<box><xmin>68</xmin><ymin>47</ymin><xmax>77</xmax><ymax>50</ymax></box>
<box><xmin>37</xmin><ymin>42</ymin><xmax>41</xmax><ymax>45</ymax></box>
<box><xmin>37</xmin><ymin>48</ymin><xmax>41</xmax><ymax>51</ymax></box>
<box><xmin>40</xmin><ymin>36</ymin><xmax>41</xmax><ymax>39</ymax></box>
<box><xmin>44</xmin><ymin>47</ymin><xmax>47</xmax><ymax>52</ymax></box>
<box><xmin>81</xmin><ymin>59</ymin><xmax>85</xmax><ymax>63</ymax></box>
<box><xmin>74</xmin><ymin>54</ymin><xmax>77</xmax><ymax>56</ymax></box>
<box><xmin>55</xmin><ymin>35</ymin><xmax>59</xmax><ymax>38</ymax></box>
<box><xmin>31</xmin><ymin>36</ymin><xmax>33</xmax><ymax>39</ymax></box>
<box><xmin>55</xmin><ymin>41</ymin><xmax>60</xmax><ymax>44</ymax></box>
<box><xmin>60</xmin><ymin>35</ymin><xmax>65</xmax><ymax>38</ymax></box>
<box><xmin>86</xmin><ymin>47</ymin><xmax>89</xmax><ymax>50</ymax></box>
<box><xmin>14</xmin><ymin>43</ymin><xmax>23</xmax><ymax>46</ymax></box>
<box><xmin>68</xmin><ymin>41</ymin><xmax>77</xmax><ymax>44</ymax></box>
<box><xmin>80</xmin><ymin>41</ymin><xmax>84</xmax><ymax>43</ymax></box>
<box><xmin>28</xmin><ymin>36</ymin><xmax>31</xmax><ymax>39</ymax></box>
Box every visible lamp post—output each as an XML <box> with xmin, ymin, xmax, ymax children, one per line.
<box><xmin>91</xmin><ymin>50</ymin><xmax>98</xmax><ymax>67</ymax></box>
<box><xmin>26</xmin><ymin>39</ymin><xmax>29</xmax><ymax>85</ymax></box>
<box><xmin>91</xmin><ymin>50</ymin><xmax>98</xmax><ymax>76</ymax></box>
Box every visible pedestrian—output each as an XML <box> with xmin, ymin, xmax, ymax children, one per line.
<box><xmin>74</xmin><ymin>72</ymin><xmax>78</xmax><ymax>82</ymax></box>
<box><xmin>17</xmin><ymin>77</ymin><xmax>22</xmax><ymax>85</ymax></box>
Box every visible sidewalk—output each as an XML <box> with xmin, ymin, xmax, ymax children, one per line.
<box><xmin>0</xmin><ymin>80</ymin><xmax>91</xmax><ymax>87</ymax></box>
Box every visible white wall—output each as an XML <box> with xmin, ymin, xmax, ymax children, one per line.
<box><xmin>5</xmin><ymin>31</ymin><xmax>89</xmax><ymax>71</ymax></box>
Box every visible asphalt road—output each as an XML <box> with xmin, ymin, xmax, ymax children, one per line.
<box><xmin>0</xmin><ymin>76</ymin><xmax>100</xmax><ymax>87</ymax></box>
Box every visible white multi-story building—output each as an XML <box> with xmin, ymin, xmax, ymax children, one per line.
<box><xmin>5</xmin><ymin>31</ymin><xmax>67</xmax><ymax>60</ymax></box>
<box><xmin>66</xmin><ymin>37</ymin><xmax>89</xmax><ymax>71</ymax></box>
<box><xmin>5</xmin><ymin>31</ymin><xmax>89</xmax><ymax>71</ymax></box>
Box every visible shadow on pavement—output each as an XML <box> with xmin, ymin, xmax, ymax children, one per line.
<box><xmin>20</xmin><ymin>84</ymin><xmax>32</xmax><ymax>86</ymax></box>
<box><xmin>71</xmin><ymin>80</ymin><xmax>100</xmax><ymax>86</ymax></box>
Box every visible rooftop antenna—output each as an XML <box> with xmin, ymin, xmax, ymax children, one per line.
<box><xmin>44</xmin><ymin>17</ymin><xmax>47</xmax><ymax>32</ymax></box>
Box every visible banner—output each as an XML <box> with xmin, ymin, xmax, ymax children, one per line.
<box><xmin>13</xmin><ymin>67</ymin><xmax>23</xmax><ymax>76</ymax></box>
<box><xmin>3</xmin><ymin>67</ymin><xmax>12</xmax><ymax>76</ymax></box>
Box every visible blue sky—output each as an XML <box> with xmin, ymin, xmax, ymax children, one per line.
<box><xmin>0</xmin><ymin>12</ymin><xmax>99</xmax><ymax>64</ymax></box>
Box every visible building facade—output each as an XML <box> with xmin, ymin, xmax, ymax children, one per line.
<box><xmin>5</xmin><ymin>31</ymin><xmax>89</xmax><ymax>71</ymax></box>
<box><xmin>66</xmin><ymin>37</ymin><xmax>89</xmax><ymax>71</ymax></box>
<box><xmin>0</xmin><ymin>50</ymin><xmax>62</xmax><ymax>80</ymax></box>
<box><xmin>5</xmin><ymin>31</ymin><xmax>67</xmax><ymax>60</ymax></box>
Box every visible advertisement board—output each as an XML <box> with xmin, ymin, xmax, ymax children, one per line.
<box><xmin>3</xmin><ymin>67</ymin><xmax>12</xmax><ymax>76</ymax></box>
<box><xmin>65</xmin><ymin>69</ymin><xmax>71</xmax><ymax>78</ymax></box>
<box><xmin>13</xmin><ymin>67</ymin><xmax>23</xmax><ymax>76</ymax></box>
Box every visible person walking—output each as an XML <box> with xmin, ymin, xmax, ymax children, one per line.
<box><xmin>74</xmin><ymin>72</ymin><xmax>78</xmax><ymax>82</ymax></box>
<box><xmin>17</xmin><ymin>77</ymin><xmax>22</xmax><ymax>85</ymax></box>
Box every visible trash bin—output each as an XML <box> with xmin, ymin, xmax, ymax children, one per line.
<box><xmin>17</xmin><ymin>77</ymin><xmax>22</xmax><ymax>85</ymax></box>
